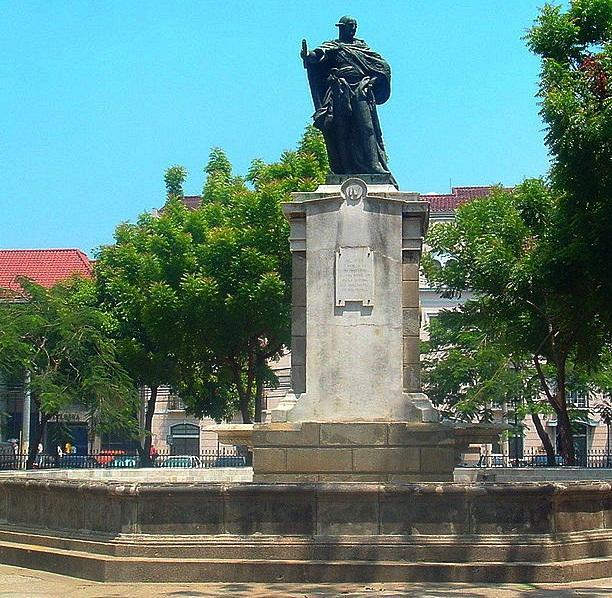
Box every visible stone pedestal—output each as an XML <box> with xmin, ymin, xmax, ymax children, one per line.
<box><xmin>272</xmin><ymin>177</ymin><xmax>438</xmax><ymax>425</ymax></box>
<box><xmin>218</xmin><ymin>177</ymin><xmax>503</xmax><ymax>482</ymax></box>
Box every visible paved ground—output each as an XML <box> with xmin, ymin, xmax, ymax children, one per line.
<box><xmin>0</xmin><ymin>565</ymin><xmax>611</xmax><ymax>598</ymax></box>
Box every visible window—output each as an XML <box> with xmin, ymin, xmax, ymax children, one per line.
<box><xmin>567</xmin><ymin>390</ymin><xmax>589</xmax><ymax>409</ymax></box>
<box><xmin>167</xmin><ymin>394</ymin><xmax>185</xmax><ymax>411</ymax></box>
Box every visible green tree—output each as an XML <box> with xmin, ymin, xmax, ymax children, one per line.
<box><xmin>423</xmin><ymin>310</ymin><xmax>557</xmax><ymax>464</ymax></box>
<box><xmin>95</xmin><ymin>207</ymin><xmax>189</xmax><ymax>465</ymax></box>
<box><xmin>526</xmin><ymin>0</ymin><xmax>612</xmax><ymax>326</ymax></box>
<box><xmin>96</xmin><ymin>127</ymin><xmax>328</xmax><ymax>438</ymax></box>
<box><xmin>424</xmin><ymin>181</ymin><xmax>609</xmax><ymax>464</ymax></box>
<box><xmin>0</xmin><ymin>277</ymin><xmax>137</xmax><ymax>468</ymax></box>
<box><xmin>177</xmin><ymin>127</ymin><xmax>328</xmax><ymax>422</ymax></box>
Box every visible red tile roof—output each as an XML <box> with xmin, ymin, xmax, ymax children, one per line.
<box><xmin>0</xmin><ymin>249</ymin><xmax>93</xmax><ymax>296</ymax></box>
<box><xmin>182</xmin><ymin>196</ymin><xmax>202</xmax><ymax>210</ymax></box>
<box><xmin>184</xmin><ymin>188</ymin><xmax>499</xmax><ymax>214</ymax></box>
<box><xmin>423</xmin><ymin>186</ymin><xmax>497</xmax><ymax>213</ymax></box>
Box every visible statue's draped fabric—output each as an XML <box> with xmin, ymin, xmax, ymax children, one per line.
<box><xmin>306</xmin><ymin>38</ymin><xmax>392</xmax><ymax>175</ymax></box>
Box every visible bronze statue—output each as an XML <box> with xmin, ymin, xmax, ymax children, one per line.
<box><xmin>301</xmin><ymin>16</ymin><xmax>393</xmax><ymax>178</ymax></box>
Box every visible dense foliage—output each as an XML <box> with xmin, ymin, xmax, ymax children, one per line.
<box><xmin>95</xmin><ymin>127</ymin><xmax>328</xmax><ymax>451</ymax></box>
<box><xmin>423</xmin><ymin>182</ymin><xmax>610</xmax><ymax>463</ymax></box>
<box><xmin>0</xmin><ymin>278</ymin><xmax>137</xmax><ymax>467</ymax></box>
<box><xmin>526</xmin><ymin>0</ymin><xmax>612</xmax><ymax>326</ymax></box>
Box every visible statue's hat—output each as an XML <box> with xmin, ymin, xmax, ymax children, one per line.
<box><xmin>335</xmin><ymin>15</ymin><xmax>357</xmax><ymax>27</ymax></box>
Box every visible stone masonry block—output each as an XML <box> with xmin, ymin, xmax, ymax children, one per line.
<box><xmin>353</xmin><ymin>447</ymin><xmax>420</xmax><ymax>473</ymax></box>
<box><xmin>291</xmin><ymin>336</ymin><xmax>305</xmax><ymax>366</ymax></box>
<box><xmin>252</xmin><ymin>422</ymin><xmax>319</xmax><ymax>447</ymax></box>
<box><xmin>402</xmin><ymin>263</ymin><xmax>419</xmax><ymax>281</ymax></box>
<box><xmin>402</xmin><ymin>280</ymin><xmax>420</xmax><ymax>308</ymax></box>
<box><xmin>253</xmin><ymin>448</ymin><xmax>287</xmax><ymax>473</ymax></box>
<box><xmin>286</xmin><ymin>448</ymin><xmax>352</xmax><ymax>473</ymax></box>
<box><xmin>403</xmin><ymin>365</ymin><xmax>420</xmax><ymax>392</ymax></box>
<box><xmin>318</xmin><ymin>473</ymin><xmax>388</xmax><ymax>482</ymax></box>
<box><xmin>387</xmin><ymin>424</ymin><xmax>456</xmax><ymax>446</ymax></box>
<box><xmin>292</xmin><ymin>278</ymin><xmax>306</xmax><ymax>307</ymax></box>
<box><xmin>403</xmin><ymin>336</ymin><xmax>420</xmax><ymax>364</ymax></box>
<box><xmin>402</xmin><ymin>308</ymin><xmax>420</xmax><ymax>336</ymax></box>
<box><xmin>320</xmin><ymin>423</ymin><xmax>387</xmax><ymax>446</ymax></box>
<box><xmin>253</xmin><ymin>473</ymin><xmax>318</xmax><ymax>483</ymax></box>
<box><xmin>419</xmin><ymin>447</ymin><xmax>456</xmax><ymax>474</ymax></box>
<box><xmin>402</xmin><ymin>217</ymin><xmax>422</xmax><ymax>239</ymax></box>
<box><xmin>292</xmin><ymin>251</ymin><xmax>306</xmax><ymax>278</ymax></box>
<box><xmin>291</xmin><ymin>219</ymin><xmax>306</xmax><ymax>242</ymax></box>
<box><xmin>292</xmin><ymin>306</ymin><xmax>306</xmax><ymax>337</ymax></box>
<box><xmin>291</xmin><ymin>365</ymin><xmax>305</xmax><ymax>394</ymax></box>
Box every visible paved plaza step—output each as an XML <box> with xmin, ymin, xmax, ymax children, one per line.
<box><xmin>0</xmin><ymin>527</ymin><xmax>611</xmax><ymax>583</ymax></box>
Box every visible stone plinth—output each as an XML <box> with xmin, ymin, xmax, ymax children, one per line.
<box><xmin>251</xmin><ymin>421</ymin><xmax>502</xmax><ymax>482</ymax></box>
<box><xmin>272</xmin><ymin>178</ymin><xmax>437</xmax><ymax>424</ymax></box>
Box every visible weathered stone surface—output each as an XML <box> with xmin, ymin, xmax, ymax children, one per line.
<box><xmin>0</xmin><ymin>475</ymin><xmax>611</xmax><ymax>582</ymax></box>
<box><xmin>387</xmin><ymin>424</ymin><xmax>455</xmax><ymax>446</ymax></box>
<box><xmin>281</xmin><ymin>192</ymin><xmax>429</xmax><ymax>423</ymax></box>
<box><xmin>402</xmin><ymin>336</ymin><xmax>420</xmax><ymax>364</ymax></box>
<box><xmin>252</xmin><ymin>422</ymin><xmax>320</xmax><ymax>447</ymax></box>
<box><xmin>402</xmin><ymin>262</ymin><xmax>419</xmax><ymax>281</ymax></box>
<box><xmin>353</xmin><ymin>447</ymin><xmax>420</xmax><ymax>473</ymax></box>
<box><xmin>402</xmin><ymin>365</ymin><xmax>421</xmax><ymax>392</ymax></box>
<box><xmin>556</xmin><ymin>497</ymin><xmax>606</xmax><ymax>533</ymax></box>
<box><xmin>317</xmin><ymin>494</ymin><xmax>379</xmax><ymax>535</ymax></box>
<box><xmin>402</xmin><ymin>280</ymin><xmax>420</xmax><ymax>309</ymax></box>
<box><xmin>420</xmin><ymin>447</ymin><xmax>456</xmax><ymax>473</ymax></box>
<box><xmin>402</xmin><ymin>307</ymin><xmax>420</xmax><ymax>336</ymax></box>
<box><xmin>286</xmin><ymin>448</ymin><xmax>353</xmax><ymax>473</ymax></box>
<box><xmin>253</xmin><ymin>448</ymin><xmax>287</xmax><ymax>472</ymax></box>
<box><xmin>320</xmin><ymin>423</ymin><xmax>386</xmax><ymax>446</ymax></box>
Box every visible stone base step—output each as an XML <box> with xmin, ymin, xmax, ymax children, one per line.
<box><xmin>0</xmin><ymin>529</ymin><xmax>611</xmax><ymax>583</ymax></box>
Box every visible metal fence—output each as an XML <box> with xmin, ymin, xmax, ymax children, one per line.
<box><xmin>0</xmin><ymin>448</ymin><xmax>249</xmax><ymax>470</ymax></box>
<box><xmin>473</xmin><ymin>449</ymin><xmax>612</xmax><ymax>468</ymax></box>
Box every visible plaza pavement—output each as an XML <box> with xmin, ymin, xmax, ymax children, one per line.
<box><xmin>0</xmin><ymin>565</ymin><xmax>611</xmax><ymax>597</ymax></box>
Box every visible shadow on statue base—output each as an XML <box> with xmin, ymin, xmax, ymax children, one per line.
<box><xmin>217</xmin><ymin>419</ymin><xmax>504</xmax><ymax>483</ymax></box>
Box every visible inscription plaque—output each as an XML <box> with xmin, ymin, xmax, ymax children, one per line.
<box><xmin>335</xmin><ymin>246</ymin><xmax>374</xmax><ymax>306</ymax></box>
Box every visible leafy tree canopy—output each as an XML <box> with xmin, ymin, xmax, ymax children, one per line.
<box><xmin>424</xmin><ymin>180</ymin><xmax>611</xmax><ymax>463</ymax></box>
<box><xmin>0</xmin><ymin>277</ymin><xmax>138</xmax><ymax>465</ymax></box>
<box><xmin>526</xmin><ymin>0</ymin><xmax>612</xmax><ymax>325</ymax></box>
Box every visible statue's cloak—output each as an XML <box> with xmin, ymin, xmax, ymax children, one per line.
<box><xmin>306</xmin><ymin>38</ymin><xmax>392</xmax><ymax>113</ymax></box>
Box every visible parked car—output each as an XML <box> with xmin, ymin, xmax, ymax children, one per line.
<box><xmin>56</xmin><ymin>455</ymin><xmax>98</xmax><ymax>469</ymax></box>
<box><xmin>95</xmin><ymin>450</ymin><xmax>126</xmax><ymax>466</ymax></box>
<box><xmin>106</xmin><ymin>455</ymin><xmax>139</xmax><ymax>468</ymax></box>
<box><xmin>213</xmin><ymin>455</ymin><xmax>246</xmax><ymax>467</ymax></box>
<box><xmin>156</xmin><ymin>455</ymin><xmax>201</xmax><ymax>468</ymax></box>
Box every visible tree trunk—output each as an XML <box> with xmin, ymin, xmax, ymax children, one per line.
<box><xmin>231</xmin><ymin>359</ymin><xmax>252</xmax><ymax>424</ymax></box>
<box><xmin>239</xmin><ymin>392</ymin><xmax>251</xmax><ymax>424</ymax></box>
<box><xmin>26</xmin><ymin>413</ymin><xmax>50</xmax><ymax>470</ymax></box>
<box><xmin>556</xmin><ymin>406</ymin><xmax>576</xmax><ymax>465</ymax></box>
<box><xmin>531</xmin><ymin>411</ymin><xmax>556</xmax><ymax>466</ymax></box>
<box><xmin>138</xmin><ymin>385</ymin><xmax>158</xmax><ymax>468</ymax></box>
<box><xmin>554</xmin><ymin>359</ymin><xmax>576</xmax><ymax>465</ymax></box>
<box><xmin>254</xmin><ymin>353</ymin><xmax>266</xmax><ymax>423</ymax></box>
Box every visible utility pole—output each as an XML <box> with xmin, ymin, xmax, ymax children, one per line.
<box><xmin>21</xmin><ymin>372</ymin><xmax>31</xmax><ymax>456</ymax></box>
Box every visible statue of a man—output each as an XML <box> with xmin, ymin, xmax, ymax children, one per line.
<box><xmin>301</xmin><ymin>16</ymin><xmax>393</xmax><ymax>177</ymax></box>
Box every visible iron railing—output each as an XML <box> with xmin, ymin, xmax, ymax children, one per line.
<box><xmin>473</xmin><ymin>448</ymin><xmax>612</xmax><ymax>468</ymax></box>
<box><xmin>0</xmin><ymin>448</ymin><xmax>249</xmax><ymax>470</ymax></box>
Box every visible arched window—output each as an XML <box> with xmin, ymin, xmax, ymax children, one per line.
<box><xmin>169</xmin><ymin>423</ymin><xmax>200</xmax><ymax>456</ymax></box>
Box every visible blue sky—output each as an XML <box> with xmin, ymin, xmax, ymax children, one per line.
<box><xmin>1</xmin><ymin>1</ymin><xmax>554</xmax><ymax>255</ymax></box>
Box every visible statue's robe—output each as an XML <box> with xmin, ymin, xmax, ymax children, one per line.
<box><xmin>306</xmin><ymin>38</ymin><xmax>392</xmax><ymax>175</ymax></box>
